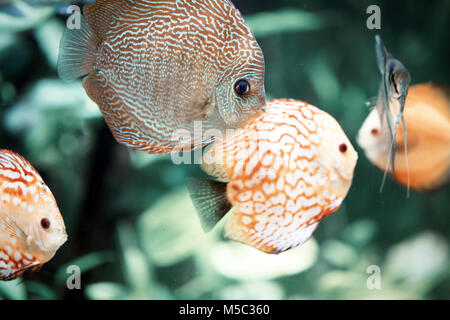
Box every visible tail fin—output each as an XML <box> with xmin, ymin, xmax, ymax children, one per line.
<box><xmin>57</xmin><ymin>12</ymin><xmax>98</xmax><ymax>82</ymax></box>
<box><xmin>186</xmin><ymin>178</ymin><xmax>231</xmax><ymax>232</ymax></box>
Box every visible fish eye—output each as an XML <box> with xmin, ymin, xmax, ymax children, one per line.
<box><xmin>339</xmin><ymin>143</ymin><xmax>348</xmax><ymax>153</ymax></box>
<box><xmin>234</xmin><ymin>79</ymin><xmax>251</xmax><ymax>96</ymax></box>
<box><xmin>371</xmin><ymin>128</ymin><xmax>379</xmax><ymax>136</ymax></box>
<box><xmin>389</xmin><ymin>74</ymin><xmax>395</xmax><ymax>83</ymax></box>
<box><xmin>390</xmin><ymin>74</ymin><xmax>400</xmax><ymax>95</ymax></box>
<box><xmin>40</xmin><ymin>218</ymin><xmax>50</xmax><ymax>230</ymax></box>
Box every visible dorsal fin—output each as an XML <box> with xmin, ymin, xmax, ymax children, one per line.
<box><xmin>57</xmin><ymin>11</ymin><xmax>99</xmax><ymax>82</ymax></box>
<box><xmin>186</xmin><ymin>178</ymin><xmax>232</xmax><ymax>232</ymax></box>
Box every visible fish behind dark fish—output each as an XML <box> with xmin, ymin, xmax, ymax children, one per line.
<box><xmin>357</xmin><ymin>83</ymin><xmax>450</xmax><ymax>192</ymax></box>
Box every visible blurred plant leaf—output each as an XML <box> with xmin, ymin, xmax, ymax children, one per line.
<box><xmin>318</xmin><ymin>270</ymin><xmax>365</xmax><ymax>293</ymax></box>
<box><xmin>321</xmin><ymin>240</ymin><xmax>358</xmax><ymax>269</ymax></box>
<box><xmin>246</xmin><ymin>8</ymin><xmax>326</xmax><ymax>38</ymax></box>
<box><xmin>217</xmin><ymin>281</ymin><xmax>285</xmax><ymax>300</ymax></box>
<box><xmin>55</xmin><ymin>250</ymin><xmax>115</xmax><ymax>287</ymax></box>
<box><xmin>307</xmin><ymin>55</ymin><xmax>340</xmax><ymax>107</ymax></box>
<box><xmin>5</xmin><ymin>79</ymin><xmax>99</xmax><ymax>133</ymax></box>
<box><xmin>319</xmin><ymin>269</ymin><xmax>420</xmax><ymax>299</ymax></box>
<box><xmin>33</xmin><ymin>18</ymin><xmax>65</xmax><ymax>68</ymax></box>
<box><xmin>0</xmin><ymin>279</ymin><xmax>26</xmax><ymax>300</ymax></box>
<box><xmin>384</xmin><ymin>231</ymin><xmax>449</xmax><ymax>284</ymax></box>
<box><xmin>138</xmin><ymin>187</ymin><xmax>212</xmax><ymax>267</ymax></box>
<box><xmin>0</xmin><ymin>2</ymin><xmax>53</xmax><ymax>33</ymax></box>
<box><xmin>85</xmin><ymin>282</ymin><xmax>128</xmax><ymax>300</ymax></box>
<box><xmin>128</xmin><ymin>149</ymin><xmax>164</xmax><ymax>170</ymax></box>
<box><xmin>342</xmin><ymin>219</ymin><xmax>377</xmax><ymax>248</ymax></box>
<box><xmin>0</xmin><ymin>33</ymin><xmax>17</xmax><ymax>52</ymax></box>
<box><xmin>25</xmin><ymin>281</ymin><xmax>56</xmax><ymax>300</ymax></box>
<box><xmin>117</xmin><ymin>221</ymin><xmax>152</xmax><ymax>299</ymax></box>
<box><xmin>209</xmin><ymin>239</ymin><xmax>319</xmax><ymax>281</ymax></box>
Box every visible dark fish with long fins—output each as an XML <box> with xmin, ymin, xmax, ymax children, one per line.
<box><xmin>57</xmin><ymin>0</ymin><xmax>266</xmax><ymax>154</ymax></box>
<box><xmin>374</xmin><ymin>35</ymin><xmax>412</xmax><ymax>195</ymax></box>
<box><xmin>358</xmin><ymin>83</ymin><xmax>450</xmax><ymax>191</ymax></box>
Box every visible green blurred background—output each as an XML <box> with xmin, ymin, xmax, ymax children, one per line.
<box><xmin>0</xmin><ymin>0</ymin><xmax>449</xmax><ymax>300</ymax></box>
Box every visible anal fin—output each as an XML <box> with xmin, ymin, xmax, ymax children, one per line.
<box><xmin>186</xmin><ymin>178</ymin><xmax>231</xmax><ymax>232</ymax></box>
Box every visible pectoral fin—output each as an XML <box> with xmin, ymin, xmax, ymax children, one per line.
<box><xmin>0</xmin><ymin>215</ymin><xmax>23</xmax><ymax>240</ymax></box>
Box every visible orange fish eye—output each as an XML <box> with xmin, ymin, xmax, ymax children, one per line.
<box><xmin>339</xmin><ymin>143</ymin><xmax>348</xmax><ymax>153</ymax></box>
<box><xmin>371</xmin><ymin>128</ymin><xmax>379</xmax><ymax>136</ymax></box>
<box><xmin>234</xmin><ymin>79</ymin><xmax>251</xmax><ymax>96</ymax></box>
<box><xmin>40</xmin><ymin>218</ymin><xmax>51</xmax><ymax>230</ymax></box>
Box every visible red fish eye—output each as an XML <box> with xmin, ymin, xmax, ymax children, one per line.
<box><xmin>339</xmin><ymin>143</ymin><xmax>348</xmax><ymax>153</ymax></box>
<box><xmin>371</xmin><ymin>128</ymin><xmax>379</xmax><ymax>136</ymax></box>
<box><xmin>234</xmin><ymin>79</ymin><xmax>251</xmax><ymax>96</ymax></box>
<box><xmin>41</xmin><ymin>218</ymin><xmax>50</xmax><ymax>229</ymax></box>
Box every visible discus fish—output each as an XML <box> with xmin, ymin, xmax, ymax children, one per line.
<box><xmin>357</xmin><ymin>83</ymin><xmax>450</xmax><ymax>192</ymax></box>
<box><xmin>57</xmin><ymin>0</ymin><xmax>266</xmax><ymax>154</ymax></box>
<box><xmin>187</xmin><ymin>99</ymin><xmax>358</xmax><ymax>254</ymax></box>
<box><xmin>0</xmin><ymin>150</ymin><xmax>67</xmax><ymax>281</ymax></box>
<box><xmin>373</xmin><ymin>35</ymin><xmax>411</xmax><ymax>192</ymax></box>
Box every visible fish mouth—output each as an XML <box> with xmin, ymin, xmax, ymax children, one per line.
<box><xmin>61</xmin><ymin>233</ymin><xmax>68</xmax><ymax>245</ymax></box>
<box><xmin>356</xmin><ymin>131</ymin><xmax>364</xmax><ymax>149</ymax></box>
<box><xmin>56</xmin><ymin>228</ymin><xmax>68</xmax><ymax>247</ymax></box>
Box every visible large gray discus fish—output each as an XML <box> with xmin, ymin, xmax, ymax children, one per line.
<box><xmin>58</xmin><ymin>0</ymin><xmax>266</xmax><ymax>154</ymax></box>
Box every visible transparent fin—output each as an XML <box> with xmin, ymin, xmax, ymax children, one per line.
<box><xmin>186</xmin><ymin>178</ymin><xmax>231</xmax><ymax>232</ymax></box>
<box><xmin>57</xmin><ymin>12</ymin><xmax>98</xmax><ymax>82</ymax></box>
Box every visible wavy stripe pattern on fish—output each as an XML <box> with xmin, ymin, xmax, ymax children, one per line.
<box><xmin>62</xmin><ymin>0</ymin><xmax>265</xmax><ymax>154</ymax></box>
<box><xmin>0</xmin><ymin>150</ymin><xmax>67</xmax><ymax>281</ymax></box>
<box><xmin>202</xmin><ymin>99</ymin><xmax>357</xmax><ymax>253</ymax></box>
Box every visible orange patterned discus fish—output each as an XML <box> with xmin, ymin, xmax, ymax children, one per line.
<box><xmin>358</xmin><ymin>83</ymin><xmax>450</xmax><ymax>192</ymax></box>
<box><xmin>0</xmin><ymin>150</ymin><xmax>67</xmax><ymax>281</ymax></box>
<box><xmin>187</xmin><ymin>99</ymin><xmax>358</xmax><ymax>254</ymax></box>
<box><xmin>58</xmin><ymin>0</ymin><xmax>266</xmax><ymax>154</ymax></box>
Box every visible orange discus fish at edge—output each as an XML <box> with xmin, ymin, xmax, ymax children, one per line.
<box><xmin>0</xmin><ymin>150</ymin><xmax>67</xmax><ymax>281</ymax></box>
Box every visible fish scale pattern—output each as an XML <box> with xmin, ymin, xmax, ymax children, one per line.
<box><xmin>0</xmin><ymin>150</ymin><xmax>65</xmax><ymax>281</ymax></box>
<box><xmin>203</xmin><ymin>99</ymin><xmax>356</xmax><ymax>253</ymax></box>
<box><xmin>81</xmin><ymin>0</ymin><xmax>265</xmax><ymax>154</ymax></box>
<box><xmin>0</xmin><ymin>151</ymin><xmax>44</xmax><ymax>280</ymax></box>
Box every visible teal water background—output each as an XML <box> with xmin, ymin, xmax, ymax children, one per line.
<box><xmin>0</xmin><ymin>0</ymin><xmax>448</xmax><ymax>300</ymax></box>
